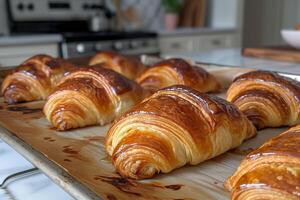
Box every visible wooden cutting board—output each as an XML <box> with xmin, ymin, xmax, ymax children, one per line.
<box><xmin>0</xmin><ymin>66</ymin><xmax>293</xmax><ymax>200</ymax></box>
<box><xmin>242</xmin><ymin>46</ymin><xmax>300</xmax><ymax>63</ymax></box>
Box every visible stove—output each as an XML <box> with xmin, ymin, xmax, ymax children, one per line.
<box><xmin>61</xmin><ymin>31</ymin><xmax>159</xmax><ymax>58</ymax></box>
<box><xmin>2</xmin><ymin>0</ymin><xmax>160</xmax><ymax>58</ymax></box>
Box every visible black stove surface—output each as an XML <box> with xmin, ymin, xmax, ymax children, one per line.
<box><xmin>62</xmin><ymin>31</ymin><xmax>157</xmax><ymax>42</ymax></box>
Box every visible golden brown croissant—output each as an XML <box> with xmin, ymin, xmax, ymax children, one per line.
<box><xmin>1</xmin><ymin>54</ymin><xmax>75</xmax><ymax>104</ymax></box>
<box><xmin>227</xmin><ymin>70</ymin><xmax>300</xmax><ymax>129</ymax></box>
<box><xmin>136</xmin><ymin>58</ymin><xmax>220</xmax><ymax>93</ymax></box>
<box><xmin>225</xmin><ymin>125</ymin><xmax>300</xmax><ymax>200</ymax></box>
<box><xmin>89</xmin><ymin>51</ymin><xmax>146</xmax><ymax>79</ymax></box>
<box><xmin>105</xmin><ymin>85</ymin><xmax>256</xmax><ymax>179</ymax></box>
<box><xmin>44</xmin><ymin>65</ymin><xmax>146</xmax><ymax>131</ymax></box>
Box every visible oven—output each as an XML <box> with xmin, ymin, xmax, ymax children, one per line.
<box><xmin>1</xmin><ymin>0</ymin><xmax>160</xmax><ymax>58</ymax></box>
<box><xmin>61</xmin><ymin>31</ymin><xmax>159</xmax><ymax>58</ymax></box>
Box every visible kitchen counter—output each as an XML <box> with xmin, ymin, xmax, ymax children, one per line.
<box><xmin>164</xmin><ymin>48</ymin><xmax>300</xmax><ymax>75</ymax></box>
<box><xmin>0</xmin><ymin>34</ymin><xmax>63</xmax><ymax>46</ymax></box>
<box><xmin>1</xmin><ymin>48</ymin><xmax>300</xmax><ymax>200</ymax></box>
<box><xmin>0</xmin><ymin>140</ymin><xmax>74</xmax><ymax>200</ymax></box>
<box><xmin>158</xmin><ymin>27</ymin><xmax>237</xmax><ymax>36</ymax></box>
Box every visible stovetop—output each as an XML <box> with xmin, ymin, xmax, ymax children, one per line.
<box><xmin>62</xmin><ymin>31</ymin><xmax>157</xmax><ymax>42</ymax></box>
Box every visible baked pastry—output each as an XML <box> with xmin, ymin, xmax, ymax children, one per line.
<box><xmin>227</xmin><ymin>70</ymin><xmax>300</xmax><ymax>129</ymax></box>
<box><xmin>44</xmin><ymin>65</ymin><xmax>146</xmax><ymax>131</ymax></box>
<box><xmin>105</xmin><ymin>85</ymin><xmax>256</xmax><ymax>179</ymax></box>
<box><xmin>1</xmin><ymin>54</ymin><xmax>75</xmax><ymax>104</ymax></box>
<box><xmin>136</xmin><ymin>58</ymin><xmax>220</xmax><ymax>93</ymax></box>
<box><xmin>225</xmin><ymin>125</ymin><xmax>300</xmax><ymax>200</ymax></box>
<box><xmin>89</xmin><ymin>51</ymin><xmax>145</xmax><ymax>79</ymax></box>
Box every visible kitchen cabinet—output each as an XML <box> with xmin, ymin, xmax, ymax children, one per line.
<box><xmin>0</xmin><ymin>35</ymin><xmax>62</xmax><ymax>67</ymax></box>
<box><xmin>0</xmin><ymin>43</ymin><xmax>59</xmax><ymax>67</ymax></box>
<box><xmin>159</xmin><ymin>32</ymin><xmax>240</xmax><ymax>54</ymax></box>
<box><xmin>158</xmin><ymin>36</ymin><xmax>195</xmax><ymax>53</ymax></box>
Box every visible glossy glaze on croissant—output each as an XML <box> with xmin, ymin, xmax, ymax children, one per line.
<box><xmin>44</xmin><ymin>65</ymin><xmax>146</xmax><ymax>131</ymax></box>
<box><xmin>227</xmin><ymin>70</ymin><xmax>300</xmax><ymax>129</ymax></box>
<box><xmin>225</xmin><ymin>125</ymin><xmax>300</xmax><ymax>200</ymax></box>
<box><xmin>89</xmin><ymin>51</ymin><xmax>146</xmax><ymax>79</ymax></box>
<box><xmin>105</xmin><ymin>85</ymin><xmax>256</xmax><ymax>179</ymax></box>
<box><xmin>1</xmin><ymin>54</ymin><xmax>75</xmax><ymax>104</ymax></box>
<box><xmin>136</xmin><ymin>58</ymin><xmax>220</xmax><ymax>93</ymax></box>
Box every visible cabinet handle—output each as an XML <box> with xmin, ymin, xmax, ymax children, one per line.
<box><xmin>170</xmin><ymin>43</ymin><xmax>182</xmax><ymax>49</ymax></box>
<box><xmin>211</xmin><ymin>39</ymin><xmax>221</xmax><ymax>46</ymax></box>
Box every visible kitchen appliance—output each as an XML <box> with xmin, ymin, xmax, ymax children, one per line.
<box><xmin>0</xmin><ymin>0</ymin><xmax>9</xmax><ymax>35</ymax></box>
<box><xmin>61</xmin><ymin>31</ymin><xmax>159</xmax><ymax>58</ymax></box>
<box><xmin>4</xmin><ymin>0</ymin><xmax>159</xmax><ymax>58</ymax></box>
<box><xmin>7</xmin><ymin>0</ymin><xmax>108</xmax><ymax>33</ymax></box>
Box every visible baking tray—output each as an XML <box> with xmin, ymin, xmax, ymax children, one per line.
<box><xmin>0</xmin><ymin>57</ymin><xmax>298</xmax><ymax>200</ymax></box>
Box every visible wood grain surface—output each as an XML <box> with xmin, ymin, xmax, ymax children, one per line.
<box><xmin>242</xmin><ymin>46</ymin><xmax>300</xmax><ymax>63</ymax></box>
<box><xmin>0</xmin><ymin>67</ymin><xmax>289</xmax><ymax>200</ymax></box>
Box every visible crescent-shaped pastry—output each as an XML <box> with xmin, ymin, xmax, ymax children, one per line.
<box><xmin>105</xmin><ymin>85</ymin><xmax>256</xmax><ymax>179</ymax></box>
<box><xmin>89</xmin><ymin>51</ymin><xmax>146</xmax><ymax>79</ymax></box>
<box><xmin>136</xmin><ymin>58</ymin><xmax>220</xmax><ymax>93</ymax></box>
<box><xmin>227</xmin><ymin>70</ymin><xmax>300</xmax><ymax>129</ymax></box>
<box><xmin>225</xmin><ymin>125</ymin><xmax>300</xmax><ymax>200</ymax></box>
<box><xmin>1</xmin><ymin>54</ymin><xmax>75</xmax><ymax>104</ymax></box>
<box><xmin>44</xmin><ymin>65</ymin><xmax>146</xmax><ymax>131</ymax></box>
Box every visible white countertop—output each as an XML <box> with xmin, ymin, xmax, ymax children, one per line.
<box><xmin>0</xmin><ymin>34</ymin><xmax>63</xmax><ymax>46</ymax></box>
<box><xmin>164</xmin><ymin>48</ymin><xmax>300</xmax><ymax>75</ymax></box>
<box><xmin>0</xmin><ymin>140</ymin><xmax>74</xmax><ymax>200</ymax></box>
<box><xmin>0</xmin><ymin>28</ymin><xmax>237</xmax><ymax>46</ymax></box>
<box><xmin>158</xmin><ymin>27</ymin><xmax>237</xmax><ymax>36</ymax></box>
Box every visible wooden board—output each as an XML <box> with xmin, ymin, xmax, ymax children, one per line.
<box><xmin>0</xmin><ymin>66</ymin><xmax>292</xmax><ymax>200</ymax></box>
<box><xmin>242</xmin><ymin>46</ymin><xmax>300</xmax><ymax>63</ymax></box>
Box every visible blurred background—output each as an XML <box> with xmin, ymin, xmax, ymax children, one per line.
<box><xmin>0</xmin><ymin>0</ymin><xmax>299</xmax><ymax>67</ymax></box>
<box><xmin>1</xmin><ymin>0</ymin><xmax>300</xmax><ymax>199</ymax></box>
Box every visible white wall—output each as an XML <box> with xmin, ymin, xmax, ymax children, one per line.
<box><xmin>243</xmin><ymin>0</ymin><xmax>300</xmax><ymax>46</ymax></box>
<box><xmin>209</xmin><ymin>0</ymin><xmax>240</xmax><ymax>28</ymax></box>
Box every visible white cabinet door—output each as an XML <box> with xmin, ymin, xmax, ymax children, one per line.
<box><xmin>159</xmin><ymin>33</ymin><xmax>239</xmax><ymax>54</ymax></box>
<box><xmin>0</xmin><ymin>43</ymin><xmax>59</xmax><ymax>67</ymax></box>
<box><xmin>197</xmin><ymin>35</ymin><xmax>226</xmax><ymax>51</ymax></box>
<box><xmin>159</xmin><ymin>36</ymin><xmax>195</xmax><ymax>53</ymax></box>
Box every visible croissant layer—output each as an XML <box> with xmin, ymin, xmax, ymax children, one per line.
<box><xmin>1</xmin><ymin>55</ymin><xmax>75</xmax><ymax>104</ymax></box>
<box><xmin>136</xmin><ymin>58</ymin><xmax>220</xmax><ymax>93</ymax></box>
<box><xmin>89</xmin><ymin>51</ymin><xmax>146</xmax><ymax>79</ymax></box>
<box><xmin>225</xmin><ymin>125</ymin><xmax>300</xmax><ymax>200</ymax></box>
<box><xmin>44</xmin><ymin>66</ymin><xmax>146</xmax><ymax>130</ymax></box>
<box><xmin>227</xmin><ymin>70</ymin><xmax>300</xmax><ymax>129</ymax></box>
<box><xmin>106</xmin><ymin>85</ymin><xmax>256</xmax><ymax>179</ymax></box>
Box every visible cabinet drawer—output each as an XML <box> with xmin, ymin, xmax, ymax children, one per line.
<box><xmin>198</xmin><ymin>35</ymin><xmax>226</xmax><ymax>50</ymax></box>
<box><xmin>159</xmin><ymin>37</ymin><xmax>195</xmax><ymax>53</ymax></box>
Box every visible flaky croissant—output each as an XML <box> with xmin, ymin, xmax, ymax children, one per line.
<box><xmin>136</xmin><ymin>58</ymin><xmax>220</xmax><ymax>93</ymax></box>
<box><xmin>1</xmin><ymin>54</ymin><xmax>75</xmax><ymax>104</ymax></box>
<box><xmin>225</xmin><ymin>125</ymin><xmax>300</xmax><ymax>200</ymax></box>
<box><xmin>227</xmin><ymin>70</ymin><xmax>300</xmax><ymax>129</ymax></box>
<box><xmin>44</xmin><ymin>65</ymin><xmax>146</xmax><ymax>131</ymax></box>
<box><xmin>105</xmin><ymin>85</ymin><xmax>256</xmax><ymax>179</ymax></box>
<box><xmin>89</xmin><ymin>51</ymin><xmax>146</xmax><ymax>79</ymax></box>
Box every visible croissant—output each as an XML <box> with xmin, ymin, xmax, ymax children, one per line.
<box><xmin>136</xmin><ymin>58</ymin><xmax>220</xmax><ymax>93</ymax></box>
<box><xmin>225</xmin><ymin>125</ymin><xmax>300</xmax><ymax>200</ymax></box>
<box><xmin>44</xmin><ymin>65</ymin><xmax>146</xmax><ymax>131</ymax></box>
<box><xmin>89</xmin><ymin>51</ymin><xmax>146</xmax><ymax>79</ymax></box>
<box><xmin>105</xmin><ymin>85</ymin><xmax>256</xmax><ymax>179</ymax></box>
<box><xmin>227</xmin><ymin>70</ymin><xmax>300</xmax><ymax>129</ymax></box>
<box><xmin>1</xmin><ymin>54</ymin><xmax>75</xmax><ymax>104</ymax></box>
